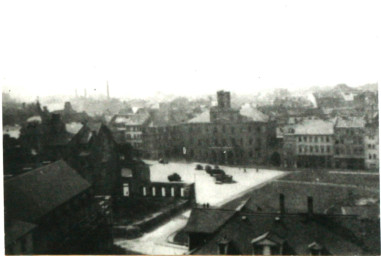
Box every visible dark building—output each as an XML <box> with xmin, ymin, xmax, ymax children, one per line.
<box><xmin>334</xmin><ymin>117</ymin><xmax>366</xmax><ymax>169</ymax></box>
<box><xmin>66</xmin><ymin>122</ymin><xmax>121</xmax><ymax>196</ymax></box>
<box><xmin>4</xmin><ymin>160</ymin><xmax>113</xmax><ymax>254</ymax></box>
<box><xmin>143</xmin><ymin>91</ymin><xmax>277</xmax><ymax>166</ymax></box>
<box><xmin>184</xmin><ymin>195</ymin><xmax>378</xmax><ymax>255</ymax></box>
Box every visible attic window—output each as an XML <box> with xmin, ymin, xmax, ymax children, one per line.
<box><xmin>308</xmin><ymin>242</ymin><xmax>324</xmax><ymax>255</ymax></box>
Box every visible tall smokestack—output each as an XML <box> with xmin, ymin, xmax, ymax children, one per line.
<box><xmin>107</xmin><ymin>81</ymin><xmax>110</xmax><ymax>100</ymax></box>
<box><xmin>279</xmin><ymin>193</ymin><xmax>285</xmax><ymax>215</ymax></box>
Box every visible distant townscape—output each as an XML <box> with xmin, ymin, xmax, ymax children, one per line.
<box><xmin>2</xmin><ymin>83</ymin><xmax>380</xmax><ymax>255</ymax></box>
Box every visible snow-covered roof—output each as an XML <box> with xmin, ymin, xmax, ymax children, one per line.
<box><xmin>294</xmin><ymin>119</ymin><xmax>334</xmax><ymax>135</ymax></box>
<box><xmin>240</xmin><ymin>105</ymin><xmax>269</xmax><ymax>122</ymax></box>
<box><xmin>187</xmin><ymin>111</ymin><xmax>210</xmax><ymax>123</ymax></box>
<box><xmin>27</xmin><ymin>116</ymin><xmax>42</xmax><ymax>123</ymax></box>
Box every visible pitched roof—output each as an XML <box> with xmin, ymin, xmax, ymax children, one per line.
<box><xmin>192</xmin><ymin>212</ymin><xmax>363</xmax><ymax>255</ymax></box>
<box><xmin>293</xmin><ymin>119</ymin><xmax>334</xmax><ymax>135</ymax></box>
<box><xmin>5</xmin><ymin>220</ymin><xmax>37</xmax><ymax>246</ymax></box>
<box><xmin>240</xmin><ymin>106</ymin><xmax>269</xmax><ymax>122</ymax></box>
<box><xmin>183</xmin><ymin>208</ymin><xmax>236</xmax><ymax>233</ymax></box>
<box><xmin>336</xmin><ymin>117</ymin><xmax>365</xmax><ymax>128</ymax></box>
<box><xmin>4</xmin><ymin>160</ymin><xmax>91</xmax><ymax>223</ymax></box>
<box><xmin>187</xmin><ymin>111</ymin><xmax>210</xmax><ymax>123</ymax></box>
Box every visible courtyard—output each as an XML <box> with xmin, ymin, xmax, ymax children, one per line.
<box><xmin>114</xmin><ymin>160</ymin><xmax>285</xmax><ymax>254</ymax></box>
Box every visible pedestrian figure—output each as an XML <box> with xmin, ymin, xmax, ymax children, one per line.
<box><xmin>256</xmin><ymin>168</ymin><xmax>259</xmax><ymax>173</ymax></box>
<box><xmin>244</xmin><ymin>168</ymin><xmax>246</xmax><ymax>173</ymax></box>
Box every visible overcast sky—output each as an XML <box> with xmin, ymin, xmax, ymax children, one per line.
<box><xmin>0</xmin><ymin>0</ymin><xmax>379</xmax><ymax>101</ymax></box>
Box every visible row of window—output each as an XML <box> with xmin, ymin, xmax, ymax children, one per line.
<box><xmin>298</xmin><ymin>145</ymin><xmax>331</xmax><ymax>154</ymax></box>
<box><xmin>298</xmin><ymin>136</ymin><xmax>331</xmax><ymax>143</ymax></box>
<box><xmin>367</xmin><ymin>144</ymin><xmax>376</xmax><ymax>149</ymax></box>
<box><xmin>188</xmin><ymin>125</ymin><xmax>266</xmax><ymax>134</ymax></box>
<box><xmin>126</xmin><ymin>134</ymin><xmax>142</xmax><ymax>140</ymax></box>
<box><xmin>189</xmin><ymin>137</ymin><xmax>262</xmax><ymax>147</ymax></box>
<box><xmin>335</xmin><ymin>147</ymin><xmax>364</xmax><ymax>155</ymax></box>
<box><xmin>368</xmin><ymin>154</ymin><xmax>378</xmax><ymax>160</ymax></box>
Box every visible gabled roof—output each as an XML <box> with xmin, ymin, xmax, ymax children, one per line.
<box><xmin>240</xmin><ymin>106</ymin><xmax>269</xmax><ymax>122</ymax></box>
<box><xmin>5</xmin><ymin>220</ymin><xmax>37</xmax><ymax>246</ymax></box>
<box><xmin>192</xmin><ymin>212</ymin><xmax>363</xmax><ymax>255</ymax></box>
<box><xmin>336</xmin><ymin>117</ymin><xmax>365</xmax><ymax>128</ymax></box>
<box><xmin>293</xmin><ymin>119</ymin><xmax>334</xmax><ymax>135</ymax></box>
<box><xmin>183</xmin><ymin>208</ymin><xmax>236</xmax><ymax>233</ymax></box>
<box><xmin>4</xmin><ymin>160</ymin><xmax>91</xmax><ymax>223</ymax></box>
<box><xmin>187</xmin><ymin>111</ymin><xmax>210</xmax><ymax>123</ymax></box>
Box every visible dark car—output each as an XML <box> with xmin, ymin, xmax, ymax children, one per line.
<box><xmin>168</xmin><ymin>173</ymin><xmax>181</xmax><ymax>182</ymax></box>
<box><xmin>195</xmin><ymin>164</ymin><xmax>203</xmax><ymax>170</ymax></box>
<box><xmin>207</xmin><ymin>168</ymin><xmax>226</xmax><ymax>176</ymax></box>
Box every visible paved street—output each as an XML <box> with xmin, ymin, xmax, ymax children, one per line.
<box><xmin>114</xmin><ymin>160</ymin><xmax>285</xmax><ymax>255</ymax></box>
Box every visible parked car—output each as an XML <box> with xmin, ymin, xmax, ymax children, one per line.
<box><xmin>168</xmin><ymin>173</ymin><xmax>181</xmax><ymax>182</ymax></box>
<box><xmin>215</xmin><ymin>173</ymin><xmax>233</xmax><ymax>183</ymax></box>
<box><xmin>195</xmin><ymin>164</ymin><xmax>203</xmax><ymax>170</ymax></box>
<box><xmin>207</xmin><ymin>168</ymin><xmax>226</xmax><ymax>176</ymax></box>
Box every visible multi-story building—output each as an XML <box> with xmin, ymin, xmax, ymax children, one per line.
<box><xmin>109</xmin><ymin>110</ymin><xmax>151</xmax><ymax>151</ymax></box>
<box><xmin>364</xmin><ymin>124</ymin><xmax>379</xmax><ymax>170</ymax></box>
<box><xmin>4</xmin><ymin>160</ymin><xmax>113</xmax><ymax>254</ymax></box>
<box><xmin>334</xmin><ymin>117</ymin><xmax>366</xmax><ymax>169</ymax></box>
<box><xmin>143</xmin><ymin>91</ymin><xmax>277</xmax><ymax>166</ymax></box>
<box><xmin>293</xmin><ymin>120</ymin><xmax>334</xmax><ymax>168</ymax></box>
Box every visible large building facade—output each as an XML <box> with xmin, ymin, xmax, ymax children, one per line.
<box><xmin>143</xmin><ymin>91</ymin><xmax>277</xmax><ymax>166</ymax></box>
<box><xmin>334</xmin><ymin>117</ymin><xmax>366</xmax><ymax>169</ymax></box>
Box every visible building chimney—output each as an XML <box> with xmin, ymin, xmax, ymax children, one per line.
<box><xmin>279</xmin><ymin>193</ymin><xmax>285</xmax><ymax>215</ymax></box>
<box><xmin>307</xmin><ymin>196</ymin><xmax>313</xmax><ymax>217</ymax></box>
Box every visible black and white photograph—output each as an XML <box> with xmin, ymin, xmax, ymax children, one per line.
<box><xmin>1</xmin><ymin>0</ymin><xmax>380</xmax><ymax>255</ymax></box>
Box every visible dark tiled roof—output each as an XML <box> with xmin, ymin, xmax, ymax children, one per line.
<box><xmin>183</xmin><ymin>208</ymin><xmax>236</xmax><ymax>233</ymax></box>
<box><xmin>192</xmin><ymin>212</ymin><xmax>363</xmax><ymax>255</ymax></box>
<box><xmin>241</xmin><ymin>181</ymin><xmax>377</xmax><ymax>215</ymax></box>
<box><xmin>4</xmin><ymin>160</ymin><xmax>91</xmax><ymax>223</ymax></box>
<box><xmin>5</xmin><ymin>219</ymin><xmax>37</xmax><ymax>246</ymax></box>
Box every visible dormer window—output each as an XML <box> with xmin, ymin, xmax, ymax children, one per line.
<box><xmin>251</xmin><ymin>232</ymin><xmax>284</xmax><ymax>255</ymax></box>
<box><xmin>308</xmin><ymin>241</ymin><xmax>325</xmax><ymax>255</ymax></box>
<box><xmin>217</xmin><ymin>235</ymin><xmax>230</xmax><ymax>255</ymax></box>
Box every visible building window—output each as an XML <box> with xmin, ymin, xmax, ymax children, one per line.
<box><xmin>152</xmin><ymin>187</ymin><xmax>156</xmax><ymax>196</ymax></box>
<box><xmin>369</xmin><ymin>154</ymin><xmax>372</xmax><ymax>159</ymax></box>
<box><xmin>143</xmin><ymin>187</ymin><xmax>147</xmax><ymax>196</ymax></box>
<box><xmin>310</xmin><ymin>146</ymin><xmax>313</xmax><ymax>152</ymax></box>
<box><xmin>298</xmin><ymin>136</ymin><xmax>302</xmax><ymax>142</ymax></box>
<box><xmin>326</xmin><ymin>136</ymin><xmax>329</xmax><ymax>142</ymax></box>
<box><xmin>161</xmin><ymin>187</ymin><xmax>166</xmax><ymax>197</ymax></box>
<box><xmin>299</xmin><ymin>146</ymin><xmax>303</xmax><ymax>153</ymax></box>
<box><xmin>314</xmin><ymin>137</ymin><xmax>318</xmax><ymax>143</ymax></box>
<box><xmin>180</xmin><ymin>188</ymin><xmax>185</xmax><ymax>197</ymax></box>
<box><xmin>123</xmin><ymin>183</ymin><xmax>130</xmax><ymax>197</ymax></box>
<box><xmin>373</xmin><ymin>154</ymin><xmax>377</xmax><ymax>159</ymax></box>
<box><xmin>303</xmin><ymin>136</ymin><xmax>307</xmax><ymax>142</ymax></box>
<box><xmin>327</xmin><ymin>146</ymin><xmax>330</xmax><ymax>153</ymax></box>
<box><xmin>315</xmin><ymin>146</ymin><xmax>319</xmax><ymax>153</ymax></box>
<box><xmin>321</xmin><ymin>146</ymin><xmax>324</xmax><ymax>153</ymax></box>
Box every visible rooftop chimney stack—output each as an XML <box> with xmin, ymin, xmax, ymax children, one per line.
<box><xmin>279</xmin><ymin>193</ymin><xmax>285</xmax><ymax>215</ymax></box>
<box><xmin>307</xmin><ymin>196</ymin><xmax>313</xmax><ymax>217</ymax></box>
